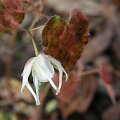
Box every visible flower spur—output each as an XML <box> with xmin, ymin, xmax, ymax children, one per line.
<box><xmin>21</xmin><ymin>53</ymin><xmax>68</xmax><ymax>105</ymax></box>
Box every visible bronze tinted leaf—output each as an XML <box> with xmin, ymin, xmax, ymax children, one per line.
<box><xmin>42</xmin><ymin>8</ymin><xmax>90</xmax><ymax>72</ymax></box>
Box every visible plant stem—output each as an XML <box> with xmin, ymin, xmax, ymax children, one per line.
<box><xmin>27</xmin><ymin>31</ymin><xmax>39</xmax><ymax>56</ymax></box>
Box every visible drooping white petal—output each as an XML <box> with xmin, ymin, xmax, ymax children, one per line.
<box><xmin>47</xmin><ymin>62</ymin><xmax>55</xmax><ymax>76</ymax></box>
<box><xmin>21</xmin><ymin>57</ymin><xmax>35</xmax><ymax>92</ymax></box>
<box><xmin>21</xmin><ymin>57</ymin><xmax>36</xmax><ymax>76</ymax></box>
<box><xmin>33</xmin><ymin>76</ymin><xmax>40</xmax><ymax>105</ymax></box>
<box><xmin>62</xmin><ymin>69</ymin><xmax>68</xmax><ymax>81</ymax></box>
<box><xmin>48</xmin><ymin>78</ymin><xmax>58</xmax><ymax>94</ymax></box>
<box><xmin>21</xmin><ymin>57</ymin><xmax>39</xmax><ymax>104</ymax></box>
<box><xmin>21</xmin><ymin>75</ymin><xmax>38</xmax><ymax>104</ymax></box>
<box><xmin>25</xmin><ymin>81</ymin><xmax>39</xmax><ymax>105</ymax></box>
<box><xmin>45</xmin><ymin>55</ymin><xmax>68</xmax><ymax>92</ymax></box>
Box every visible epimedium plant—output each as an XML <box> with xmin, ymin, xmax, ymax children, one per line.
<box><xmin>21</xmin><ymin>32</ymin><xmax>68</xmax><ymax>105</ymax></box>
<box><xmin>21</xmin><ymin>8</ymin><xmax>89</xmax><ymax>105</ymax></box>
<box><xmin>0</xmin><ymin>0</ymin><xmax>90</xmax><ymax>105</ymax></box>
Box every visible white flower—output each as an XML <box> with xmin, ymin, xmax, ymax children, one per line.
<box><xmin>21</xmin><ymin>53</ymin><xmax>68</xmax><ymax>105</ymax></box>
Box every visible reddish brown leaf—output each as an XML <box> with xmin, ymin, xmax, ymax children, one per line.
<box><xmin>100</xmin><ymin>64</ymin><xmax>112</xmax><ymax>84</ymax></box>
<box><xmin>58</xmin><ymin>73</ymin><xmax>97</xmax><ymax>118</ymax></box>
<box><xmin>99</xmin><ymin>64</ymin><xmax>117</xmax><ymax>104</ymax></box>
<box><xmin>42</xmin><ymin>8</ymin><xmax>89</xmax><ymax>72</ymax></box>
<box><xmin>0</xmin><ymin>0</ymin><xmax>25</xmax><ymax>31</ymax></box>
<box><xmin>52</xmin><ymin>60</ymin><xmax>97</xmax><ymax>118</ymax></box>
<box><xmin>53</xmin><ymin>59</ymin><xmax>83</xmax><ymax>103</ymax></box>
<box><xmin>53</xmin><ymin>71</ymin><xmax>79</xmax><ymax>103</ymax></box>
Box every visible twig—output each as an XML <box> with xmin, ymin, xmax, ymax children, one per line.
<box><xmin>27</xmin><ymin>0</ymin><xmax>45</xmax><ymax>12</ymax></box>
<box><xmin>26</xmin><ymin>0</ymin><xmax>50</xmax><ymax>20</ymax></box>
<box><xmin>19</xmin><ymin>25</ymin><xmax>44</xmax><ymax>32</ymax></box>
<box><xmin>79</xmin><ymin>68</ymin><xmax>100</xmax><ymax>76</ymax></box>
<box><xmin>29</xmin><ymin>25</ymin><xmax>44</xmax><ymax>31</ymax></box>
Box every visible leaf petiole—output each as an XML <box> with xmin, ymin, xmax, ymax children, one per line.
<box><xmin>27</xmin><ymin>31</ymin><xmax>39</xmax><ymax>56</ymax></box>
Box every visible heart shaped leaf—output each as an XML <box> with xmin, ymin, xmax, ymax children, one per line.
<box><xmin>42</xmin><ymin>8</ymin><xmax>90</xmax><ymax>72</ymax></box>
